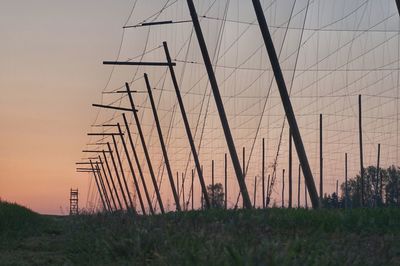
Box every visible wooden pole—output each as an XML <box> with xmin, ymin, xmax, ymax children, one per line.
<box><xmin>212</xmin><ymin>159</ymin><xmax>215</xmax><ymax>208</ymax></box>
<box><xmin>242</xmin><ymin>146</ymin><xmax>246</xmax><ymax>208</ymax></box>
<box><xmin>305</xmin><ymin>177</ymin><xmax>308</xmax><ymax>209</ymax></box>
<box><xmin>144</xmin><ymin>74</ymin><xmax>181</xmax><ymax>211</ymax></box>
<box><xmin>359</xmin><ymin>95</ymin><xmax>364</xmax><ymax>207</ymax></box>
<box><xmin>111</xmin><ymin>135</ymin><xmax>135</xmax><ymax>212</ymax></box>
<box><xmin>262</xmin><ymin>138</ymin><xmax>266</xmax><ymax>209</ymax></box>
<box><xmin>182</xmin><ymin>172</ymin><xmax>185</xmax><ymax>211</ymax></box>
<box><xmin>186</xmin><ymin>0</ymin><xmax>252</xmax><ymax>209</ymax></box>
<box><xmin>320</xmin><ymin>114</ymin><xmax>323</xmax><ymax>200</ymax></box>
<box><xmin>288</xmin><ymin>130</ymin><xmax>293</xmax><ymax>208</ymax></box>
<box><xmin>107</xmin><ymin>142</ymin><xmax>130</xmax><ymax>211</ymax></box>
<box><xmin>163</xmin><ymin>41</ymin><xmax>210</xmax><ymax>209</ymax></box>
<box><xmin>102</xmin><ymin>151</ymin><xmax>123</xmax><ymax>210</ymax></box>
<box><xmin>98</xmin><ymin>156</ymin><xmax>117</xmax><ymax>211</ymax></box>
<box><xmin>176</xmin><ymin>172</ymin><xmax>180</xmax><ymax>200</ymax></box>
<box><xmin>282</xmin><ymin>169</ymin><xmax>285</xmax><ymax>208</ymax></box>
<box><xmin>298</xmin><ymin>164</ymin><xmax>301</xmax><ymax>208</ymax></box>
<box><xmin>201</xmin><ymin>165</ymin><xmax>204</xmax><ymax>210</ymax></box>
<box><xmin>89</xmin><ymin>160</ymin><xmax>108</xmax><ymax>212</ymax></box>
<box><xmin>251</xmin><ymin>0</ymin><xmax>319</xmax><ymax>209</ymax></box>
<box><xmin>95</xmin><ymin>163</ymin><xmax>112</xmax><ymax>212</ymax></box>
<box><xmin>116</xmin><ymin>123</ymin><xmax>147</xmax><ymax>215</ymax></box>
<box><xmin>191</xmin><ymin>169</ymin><xmax>194</xmax><ymax>210</ymax></box>
<box><xmin>345</xmin><ymin>153</ymin><xmax>348</xmax><ymax>209</ymax></box>
<box><xmin>376</xmin><ymin>144</ymin><xmax>381</xmax><ymax>206</ymax></box>
<box><xmin>266</xmin><ymin>174</ymin><xmax>271</xmax><ymax>207</ymax></box>
<box><xmin>253</xmin><ymin>176</ymin><xmax>257</xmax><ymax>208</ymax></box>
<box><xmin>224</xmin><ymin>153</ymin><xmax>228</xmax><ymax>210</ymax></box>
<box><xmin>122</xmin><ymin>113</ymin><xmax>154</xmax><ymax>215</ymax></box>
<box><xmin>124</xmin><ymin>83</ymin><xmax>164</xmax><ymax>214</ymax></box>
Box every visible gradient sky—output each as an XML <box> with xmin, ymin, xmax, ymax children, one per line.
<box><xmin>1</xmin><ymin>0</ymin><xmax>399</xmax><ymax>214</ymax></box>
<box><xmin>0</xmin><ymin>0</ymin><xmax>133</xmax><ymax>214</ymax></box>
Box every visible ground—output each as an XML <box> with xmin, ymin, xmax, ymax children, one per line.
<box><xmin>1</xmin><ymin>201</ymin><xmax>400</xmax><ymax>265</ymax></box>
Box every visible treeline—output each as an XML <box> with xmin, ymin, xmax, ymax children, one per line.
<box><xmin>322</xmin><ymin>165</ymin><xmax>400</xmax><ymax>208</ymax></box>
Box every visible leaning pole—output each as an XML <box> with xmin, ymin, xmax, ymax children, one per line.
<box><xmin>251</xmin><ymin>0</ymin><xmax>319</xmax><ymax>208</ymax></box>
<box><xmin>186</xmin><ymin>0</ymin><xmax>252</xmax><ymax>209</ymax></box>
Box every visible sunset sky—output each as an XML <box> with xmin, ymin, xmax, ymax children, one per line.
<box><xmin>0</xmin><ymin>0</ymin><xmax>134</xmax><ymax>214</ymax></box>
<box><xmin>1</xmin><ymin>0</ymin><xmax>399</xmax><ymax>214</ymax></box>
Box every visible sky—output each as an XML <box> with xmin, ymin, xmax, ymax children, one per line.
<box><xmin>1</xmin><ymin>0</ymin><xmax>399</xmax><ymax>215</ymax></box>
<box><xmin>0</xmin><ymin>0</ymin><xmax>133</xmax><ymax>214</ymax></box>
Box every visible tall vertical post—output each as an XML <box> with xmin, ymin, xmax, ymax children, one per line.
<box><xmin>90</xmin><ymin>160</ymin><xmax>108</xmax><ymax>212</ymax></box>
<box><xmin>224</xmin><ymin>153</ymin><xmax>228</xmax><ymax>209</ymax></box>
<box><xmin>186</xmin><ymin>0</ymin><xmax>252</xmax><ymax>209</ymax></box>
<box><xmin>122</xmin><ymin>114</ymin><xmax>154</xmax><ymax>215</ymax></box>
<box><xmin>320</xmin><ymin>114</ymin><xmax>323</xmax><ymax>200</ymax></box>
<box><xmin>116</xmin><ymin>123</ymin><xmax>146</xmax><ymax>215</ymax></box>
<box><xmin>98</xmin><ymin>156</ymin><xmax>117</xmax><ymax>211</ymax></box>
<box><xmin>359</xmin><ymin>95</ymin><xmax>364</xmax><ymax>207</ymax></box>
<box><xmin>176</xmin><ymin>172</ymin><xmax>180</xmax><ymax>200</ymax></box>
<box><xmin>201</xmin><ymin>165</ymin><xmax>204</xmax><ymax>210</ymax></box>
<box><xmin>282</xmin><ymin>169</ymin><xmax>285</xmax><ymax>208</ymax></box>
<box><xmin>102</xmin><ymin>151</ymin><xmax>123</xmax><ymax>210</ymax></box>
<box><xmin>124</xmin><ymin>84</ymin><xmax>164</xmax><ymax>213</ymax></box>
<box><xmin>345</xmin><ymin>153</ymin><xmax>348</xmax><ymax>209</ymax></box>
<box><xmin>253</xmin><ymin>176</ymin><xmax>257</xmax><ymax>208</ymax></box>
<box><xmin>182</xmin><ymin>173</ymin><xmax>185</xmax><ymax>211</ymax></box>
<box><xmin>288</xmin><ymin>130</ymin><xmax>293</xmax><ymax>208</ymax></box>
<box><xmin>212</xmin><ymin>159</ymin><xmax>215</xmax><ymax>207</ymax></box>
<box><xmin>242</xmin><ymin>147</ymin><xmax>246</xmax><ymax>208</ymax></box>
<box><xmin>262</xmin><ymin>174</ymin><xmax>265</xmax><ymax>209</ymax></box>
<box><xmin>111</xmin><ymin>135</ymin><xmax>135</xmax><ymax>212</ymax></box>
<box><xmin>266</xmin><ymin>174</ymin><xmax>271</xmax><ymax>207</ymax></box>
<box><xmin>191</xmin><ymin>168</ymin><xmax>194</xmax><ymax>210</ymax></box>
<box><xmin>298</xmin><ymin>164</ymin><xmax>301</xmax><ymax>208</ymax></box>
<box><xmin>305</xmin><ymin>178</ymin><xmax>308</xmax><ymax>209</ymax></box>
<box><xmin>144</xmin><ymin>74</ymin><xmax>181</xmax><ymax>211</ymax></box>
<box><xmin>262</xmin><ymin>138</ymin><xmax>265</xmax><ymax>209</ymax></box>
<box><xmin>376</xmin><ymin>144</ymin><xmax>381</xmax><ymax>205</ymax></box>
<box><xmin>163</xmin><ymin>41</ymin><xmax>210</xmax><ymax>209</ymax></box>
<box><xmin>107</xmin><ymin>142</ymin><xmax>130</xmax><ymax>211</ymax></box>
<box><xmin>251</xmin><ymin>0</ymin><xmax>319</xmax><ymax>208</ymax></box>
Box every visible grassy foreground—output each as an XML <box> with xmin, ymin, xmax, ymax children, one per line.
<box><xmin>1</xmin><ymin>202</ymin><xmax>400</xmax><ymax>265</ymax></box>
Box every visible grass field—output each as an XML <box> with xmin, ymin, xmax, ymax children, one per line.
<box><xmin>1</xmin><ymin>201</ymin><xmax>400</xmax><ymax>265</ymax></box>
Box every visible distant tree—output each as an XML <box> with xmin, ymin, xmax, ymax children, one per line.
<box><xmin>202</xmin><ymin>183</ymin><xmax>225</xmax><ymax>208</ymax></box>
<box><xmin>338</xmin><ymin>165</ymin><xmax>400</xmax><ymax>208</ymax></box>
<box><xmin>385</xmin><ymin>166</ymin><xmax>400</xmax><ymax>206</ymax></box>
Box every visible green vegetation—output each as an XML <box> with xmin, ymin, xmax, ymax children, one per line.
<box><xmin>1</xmin><ymin>201</ymin><xmax>400</xmax><ymax>265</ymax></box>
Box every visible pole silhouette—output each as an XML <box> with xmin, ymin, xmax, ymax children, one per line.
<box><xmin>288</xmin><ymin>130</ymin><xmax>292</xmax><ymax>208</ymax></box>
<box><xmin>124</xmin><ymin>83</ymin><xmax>165</xmax><ymax>213</ymax></box>
<box><xmin>144</xmin><ymin>73</ymin><xmax>181</xmax><ymax>211</ymax></box>
<box><xmin>107</xmin><ymin>142</ymin><xmax>130</xmax><ymax>211</ymax></box>
<box><xmin>116</xmin><ymin>123</ymin><xmax>146</xmax><ymax>215</ymax></box>
<box><xmin>163</xmin><ymin>41</ymin><xmax>210</xmax><ymax>209</ymax></box>
<box><xmin>122</xmin><ymin>113</ymin><xmax>154</xmax><ymax>214</ymax></box>
<box><xmin>320</xmin><ymin>114</ymin><xmax>323</xmax><ymax>200</ymax></box>
<box><xmin>186</xmin><ymin>0</ymin><xmax>252</xmax><ymax>209</ymax></box>
<box><xmin>359</xmin><ymin>95</ymin><xmax>364</xmax><ymax>207</ymax></box>
<box><xmin>111</xmin><ymin>135</ymin><xmax>135</xmax><ymax>212</ymax></box>
<box><xmin>98</xmin><ymin>157</ymin><xmax>117</xmax><ymax>211</ymax></box>
<box><xmin>102</xmin><ymin>151</ymin><xmax>123</xmax><ymax>210</ymax></box>
<box><xmin>251</xmin><ymin>0</ymin><xmax>319</xmax><ymax>208</ymax></box>
<box><xmin>262</xmin><ymin>138</ymin><xmax>265</xmax><ymax>209</ymax></box>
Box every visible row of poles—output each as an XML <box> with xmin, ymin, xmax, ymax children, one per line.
<box><xmin>78</xmin><ymin>90</ymin><xmax>383</xmax><ymax>213</ymax></box>
<box><xmin>77</xmin><ymin>0</ymin><xmax>400</xmax><ymax>214</ymax></box>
